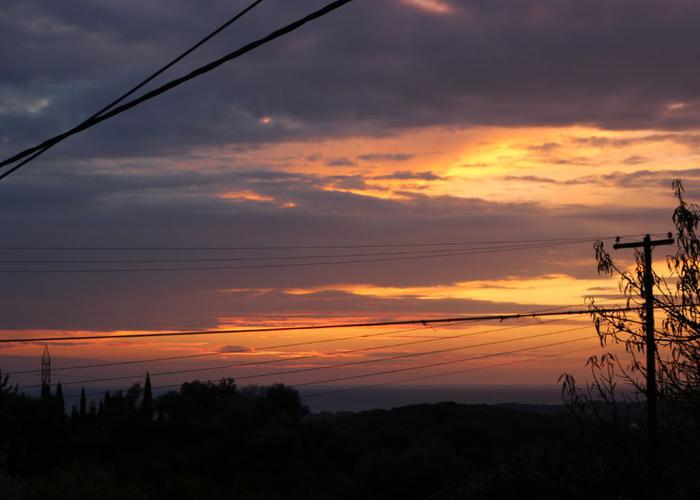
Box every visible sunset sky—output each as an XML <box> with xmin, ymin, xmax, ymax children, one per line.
<box><xmin>1</xmin><ymin>0</ymin><xmax>698</xmax><ymax>398</ymax></box>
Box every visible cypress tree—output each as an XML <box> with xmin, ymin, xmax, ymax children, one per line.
<box><xmin>103</xmin><ymin>390</ymin><xmax>111</xmax><ymax>416</ymax></box>
<box><xmin>55</xmin><ymin>382</ymin><xmax>65</xmax><ymax>416</ymax></box>
<box><xmin>79</xmin><ymin>387</ymin><xmax>87</xmax><ymax>418</ymax></box>
<box><xmin>141</xmin><ymin>372</ymin><xmax>153</xmax><ymax>419</ymax></box>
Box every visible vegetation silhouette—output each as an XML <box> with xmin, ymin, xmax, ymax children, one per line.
<box><xmin>0</xmin><ymin>370</ymin><xmax>698</xmax><ymax>499</ymax></box>
<box><xmin>562</xmin><ymin>181</ymin><xmax>700</xmax><ymax>448</ymax></box>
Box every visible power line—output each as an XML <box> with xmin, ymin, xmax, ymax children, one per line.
<box><xmin>58</xmin><ymin>336</ymin><xmax>597</xmax><ymax>400</ymax></box>
<box><xmin>292</xmin><ymin>335</ymin><xmax>595</xmax><ymax>388</ymax></box>
<box><xmin>39</xmin><ymin>300</ymin><xmax>656</xmax><ymax>398</ymax></box>
<box><xmin>303</xmin><ymin>344</ymin><xmax>598</xmax><ymax>399</ymax></box>
<box><xmin>17</xmin><ymin>321</ymin><xmax>506</xmax><ymax>378</ymax></box>
<box><xmin>11</xmin><ymin>300</ymin><xmax>612</xmax><ymax>376</ymax></box>
<box><xmin>25</xmin><ymin>320</ymin><xmax>582</xmax><ymax>388</ymax></box>
<box><xmin>36</xmin><ymin>324</ymin><xmax>592</xmax><ymax>392</ymax></box>
<box><xmin>142</xmin><ymin>334</ymin><xmax>595</xmax><ymax>395</ymax></box>
<box><xmin>13</xmin><ymin>298</ymin><xmax>625</xmax><ymax>376</ymax></box>
<box><xmin>0</xmin><ymin>240</ymin><xmax>605</xmax><ymax>274</ymax></box>
<box><xmin>0</xmin><ymin>233</ymin><xmax>665</xmax><ymax>251</ymax></box>
<box><xmin>0</xmin><ymin>234</ymin><xmax>674</xmax><ymax>274</ymax></box>
<box><xmin>9</xmin><ymin>324</ymin><xmax>431</xmax><ymax>376</ymax></box>
<box><xmin>10</xmin><ymin>298</ymin><xmax>629</xmax><ymax>378</ymax></box>
<box><xmin>0</xmin><ymin>0</ymin><xmax>354</xmax><ymax>181</ymax></box>
<box><xmin>0</xmin><ymin>0</ymin><xmax>265</xmax><ymax>179</ymax></box>
<box><xmin>0</xmin><ymin>240</ymin><xmax>608</xmax><ymax>264</ymax></box>
<box><xmin>223</xmin><ymin>326</ymin><xmax>593</xmax><ymax>384</ymax></box>
<box><xmin>0</xmin><ymin>305</ymin><xmax>633</xmax><ymax>344</ymax></box>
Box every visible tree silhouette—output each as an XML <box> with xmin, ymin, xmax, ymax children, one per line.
<box><xmin>2</xmin><ymin>373</ymin><xmax>697</xmax><ymax>498</ymax></box>
<box><xmin>79</xmin><ymin>387</ymin><xmax>86</xmax><ymax>419</ymax></box>
<box><xmin>562</xmin><ymin>180</ymin><xmax>700</xmax><ymax>431</ymax></box>
<box><xmin>103</xmin><ymin>390</ymin><xmax>111</xmax><ymax>415</ymax></box>
<box><xmin>55</xmin><ymin>382</ymin><xmax>65</xmax><ymax>416</ymax></box>
<box><xmin>141</xmin><ymin>372</ymin><xmax>153</xmax><ymax>419</ymax></box>
<box><xmin>0</xmin><ymin>370</ymin><xmax>15</xmax><ymax>401</ymax></box>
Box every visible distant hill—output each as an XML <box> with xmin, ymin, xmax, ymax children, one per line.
<box><xmin>0</xmin><ymin>380</ymin><xmax>695</xmax><ymax>499</ymax></box>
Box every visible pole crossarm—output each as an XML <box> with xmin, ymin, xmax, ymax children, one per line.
<box><xmin>613</xmin><ymin>234</ymin><xmax>674</xmax><ymax>250</ymax></box>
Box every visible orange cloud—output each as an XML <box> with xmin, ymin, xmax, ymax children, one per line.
<box><xmin>402</xmin><ymin>0</ymin><xmax>453</xmax><ymax>15</ymax></box>
<box><xmin>285</xmin><ymin>273</ymin><xmax>622</xmax><ymax>307</ymax></box>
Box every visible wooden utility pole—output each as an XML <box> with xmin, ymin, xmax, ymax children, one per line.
<box><xmin>613</xmin><ymin>233</ymin><xmax>673</xmax><ymax>451</ymax></box>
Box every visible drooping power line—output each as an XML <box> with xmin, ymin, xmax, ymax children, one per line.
<box><xmin>0</xmin><ymin>0</ymin><xmax>355</xmax><ymax>181</ymax></box>
<box><xmin>59</xmin><ymin>336</ymin><xmax>597</xmax><ymax>400</ymax></box>
<box><xmin>13</xmin><ymin>298</ymin><xmax>624</xmax><ymax>376</ymax></box>
<box><xmin>0</xmin><ymin>234</ymin><xmax>660</xmax><ymax>251</ymax></box>
<box><xmin>302</xmin><ymin>344</ymin><xmax>600</xmax><ymax>399</ymax></box>
<box><xmin>0</xmin><ymin>240</ymin><xmax>614</xmax><ymax>274</ymax></box>
<box><xmin>11</xmin><ymin>297</ymin><xmax>630</xmax><ymax>378</ymax></box>
<box><xmin>0</xmin><ymin>305</ymin><xmax>635</xmax><ymax>344</ymax></box>
<box><xmin>0</xmin><ymin>0</ymin><xmax>266</xmax><ymax>180</ymax></box>
<box><xmin>7</xmin><ymin>324</ymin><xmax>430</xmax><ymax>376</ymax></box>
<box><xmin>0</xmin><ymin>240</ymin><xmax>613</xmax><ymax>264</ymax></box>
<box><xmin>139</xmin><ymin>334</ymin><xmax>595</xmax><ymax>395</ymax></box>
<box><xmin>21</xmin><ymin>321</ymin><xmax>587</xmax><ymax>389</ymax></box>
<box><xmin>292</xmin><ymin>335</ymin><xmax>595</xmax><ymax>388</ymax></box>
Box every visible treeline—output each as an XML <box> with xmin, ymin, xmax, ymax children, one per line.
<box><xmin>1</xmin><ymin>371</ymin><xmax>699</xmax><ymax>499</ymax></box>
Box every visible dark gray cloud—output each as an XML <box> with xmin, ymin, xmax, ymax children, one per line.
<box><xmin>622</xmin><ymin>155</ymin><xmax>650</xmax><ymax>165</ymax></box>
<box><xmin>357</xmin><ymin>153</ymin><xmax>416</xmax><ymax>163</ymax></box>
<box><xmin>218</xmin><ymin>345</ymin><xmax>249</xmax><ymax>353</ymax></box>
<box><xmin>4</xmin><ymin>0</ymin><xmax>700</xmax><ymax>164</ymax></box>
<box><xmin>522</xmin><ymin>143</ymin><xmax>561</xmax><ymax>153</ymax></box>
<box><xmin>325</xmin><ymin>157</ymin><xmax>356</xmax><ymax>167</ymax></box>
<box><xmin>502</xmin><ymin>167</ymin><xmax>700</xmax><ymax>190</ymax></box>
<box><xmin>373</xmin><ymin>170</ymin><xmax>443</xmax><ymax>181</ymax></box>
<box><xmin>500</xmin><ymin>175</ymin><xmax>560</xmax><ymax>185</ymax></box>
<box><xmin>572</xmin><ymin>133</ymin><xmax>700</xmax><ymax>150</ymax></box>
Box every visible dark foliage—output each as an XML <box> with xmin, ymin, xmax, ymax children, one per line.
<box><xmin>0</xmin><ymin>375</ymin><xmax>698</xmax><ymax>499</ymax></box>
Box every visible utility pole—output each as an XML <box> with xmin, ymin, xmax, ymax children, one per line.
<box><xmin>613</xmin><ymin>233</ymin><xmax>673</xmax><ymax>452</ymax></box>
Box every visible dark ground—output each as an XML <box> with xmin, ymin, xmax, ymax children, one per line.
<box><xmin>1</xmin><ymin>379</ymin><xmax>698</xmax><ymax>500</ymax></box>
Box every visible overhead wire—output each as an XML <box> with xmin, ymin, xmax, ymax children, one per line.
<box><xmin>9</xmin><ymin>299</ymin><xmax>617</xmax><ymax>377</ymax></box>
<box><xmin>0</xmin><ymin>240</ymin><xmax>616</xmax><ymax>265</ymax></box>
<box><xmin>0</xmin><ymin>240</ymin><xmax>616</xmax><ymax>274</ymax></box>
<box><xmin>0</xmin><ymin>0</ymin><xmax>266</xmax><ymax>180</ymax></box>
<box><xmin>16</xmin><ymin>320</ymin><xmax>567</xmax><ymax>386</ymax></box>
<box><xmin>0</xmin><ymin>305</ymin><xmax>638</xmax><ymax>344</ymax></box>
<box><xmin>0</xmin><ymin>233</ymin><xmax>675</xmax><ymax>274</ymax></box>
<box><xmin>8</xmin><ymin>324</ymin><xmax>432</xmax><ymax>376</ymax></box>
<box><xmin>0</xmin><ymin>0</ymin><xmax>355</xmax><ymax>181</ymax></box>
<box><xmin>224</xmin><ymin>326</ymin><xmax>594</xmax><ymax>384</ymax></box>
<box><xmin>303</xmin><ymin>344</ymin><xmax>600</xmax><ymax>399</ymax></box>
<box><xmin>291</xmin><ymin>335</ymin><xmax>596</xmax><ymax>388</ymax></box>
<box><xmin>0</xmin><ymin>233</ymin><xmax>662</xmax><ymax>251</ymax></box>
<box><xmin>24</xmin><ymin>323</ymin><xmax>594</xmax><ymax>391</ymax></box>
<box><xmin>56</xmin><ymin>336</ymin><xmax>598</xmax><ymax>400</ymax></box>
<box><xmin>5</xmin><ymin>295</ymin><xmax>628</xmax><ymax>377</ymax></box>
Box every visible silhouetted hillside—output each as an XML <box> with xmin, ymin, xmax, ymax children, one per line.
<box><xmin>1</xmin><ymin>378</ymin><xmax>698</xmax><ymax>499</ymax></box>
